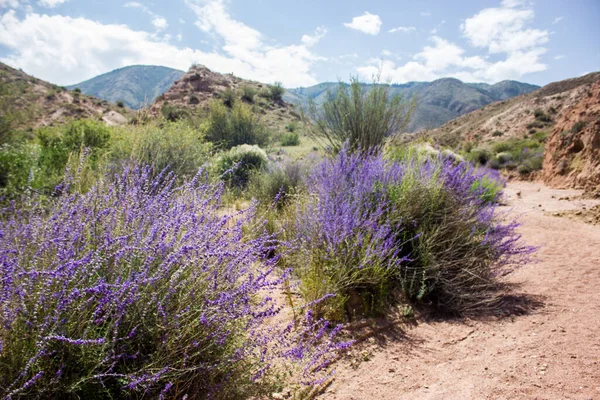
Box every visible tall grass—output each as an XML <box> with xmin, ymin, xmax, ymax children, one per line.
<box><xmin>305</xmin><ymin>78</ymin><xmax>414</xmax><ymax>153</ymax></box>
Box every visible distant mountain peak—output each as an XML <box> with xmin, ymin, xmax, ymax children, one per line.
<box><xmin>67</xmin><ymin>66</ymin><xmax>186</xmax><ymax>109</ymax></box>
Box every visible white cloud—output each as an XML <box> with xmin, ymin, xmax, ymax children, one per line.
<box><xmin>176</xmin><ymin>33</ymin><xmax>183</xmax><ymax>42</ymax></box>
<box><xmin>420</xmin><ymin>11</ymin><xmax>432</xmax><ymax>17</ymax></box>
<box><xmin>0</xmin><ymin>7</ymin><xmax>323</xmax><ymax>87</ymax></box>
<box><xmin>343</xmin><ymin>12</ymin><xmax>382</xmax><ymax>35</ymax></box>
<box><xmin>388</xmin><ymin>26</ymin><xmax>415</xmax><ymax>33</ymax></box>
<box><xmin>125</xmin><ymin>2</ymin><xmax>168</xmax><ymax>32</ymax></box>
<box><xmin>501</xmin><ymin>0</ymin><xmax>524</xmax><ymax>7</ymax></box>
<box><xmin>184</xmin><ymin>0</ymin><xmax>324</xmax><ymax>87</ymax></box>
<box><xmin>37</xmin><ymin>0</ymin><xmax>67</xmax><ymax>7</ymax></box>
<box><xmin>554</xmin><ymin>55</ymin><xmax>564</xmax><ymax>60</ymax></box>
<box><xmin>357</xmin><ymin>26</ymin><xmax>547</xmax><ymax>84</ymax></box>
<box><xmin>151</xmin><ymin>16</ymin><xmax>168</xmax><ymax>31</ymax></box>
<box><xmin>0</xmin><ymin>0</ymin><xmax>24</xmax><ymax>8</ymax></box>
<box><xmin>461</xmin><ymin>4</ymin><xmax>548</xmax><ymax>54</ymax></box>
<box><xmin>301</xmin><ymin>26</ymin><xmax>327</xmax><ymax>47</ymax></box>
<box><xmin>179</xmin><ymin>18</ymin><xmax>186</xmax><ymax>24</ymax></box>
<box><xmin>553</xmin><ymin>16</ymin><xmax>564</xmax><ymax>24</ymax></box>
<box><xmin>381</xmin><ymin>49</ymin><xmax>392</xmax><ymax>57</ymax></box>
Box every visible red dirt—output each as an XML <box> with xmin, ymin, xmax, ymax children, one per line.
<box><xmin>318</xmin><ymin>181</ymin><xmax>600</xmax><ymax>400</ymax></box>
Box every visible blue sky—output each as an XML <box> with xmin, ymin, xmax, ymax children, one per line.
<box><xmin>0</xmin><ymin>0</ymin><xmax>598</xmax><ymax>87</ymax></box>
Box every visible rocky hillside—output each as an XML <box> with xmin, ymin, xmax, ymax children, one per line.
<box><xmin>542</xmin><ymin>81</ymin><xmax>600</xmax><ymax>195</ymax></box>
<box><xmin>68</xmin><ymin>66</ymin><xmax>185</xmax><ymax>110</ymax></box>
<box><xmin>0</xmin><ymin>62</ymin><xmax>130</xmax><ymax>135</ymax></box>
<box><xmin>426</xmin><ymin>72</ymin><xmax>600</xmax><ymax>148</ymax></box>
<box><xmin>149</xmin><ymin>65</ymin><xmax>300</xmax><ymax>133</ymax></box>
<box><xmin>285</xmin><ymin>78</ymin><xmax>539</xmax><ymax>132</ymax></box>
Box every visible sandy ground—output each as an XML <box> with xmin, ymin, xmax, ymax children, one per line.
<box><xmin>317</xmin><ymin>181</ymin><xmax>600</xmax><ymax>400</ymax></box>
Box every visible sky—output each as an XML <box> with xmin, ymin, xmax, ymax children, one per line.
<box><xmin>0</xmin><ymin>0</ymin><xmax>598</xmax><ymax>88</ymax></box>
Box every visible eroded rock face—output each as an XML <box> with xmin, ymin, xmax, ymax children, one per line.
<box><xmin>542</xmin><ymin>81</ymin><xmax>600</xmax><ymax>196</ymax></box>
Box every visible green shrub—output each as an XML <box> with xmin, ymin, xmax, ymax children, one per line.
<box><xmin>285</xmin><ymin>121</ymin><xmax>298</xmax><ymax>132</ymax></box>
<box><xmin>161</xmin><ymin>104</ymin><xmax>190</xmax><ymax>122</ymax></box>
<box><xmin>305</xmin><ymin>77</ymin><xmax>414</xmax><ymax>153</ymax></box>
<box><xmin>534</xmin><ymin>109</ymin><xmax>552</xmax><ymax>123</ymax></box>
<box><xmin>206</xmin><ymin>101</ymin><xmax>271</xmax><ymax>149</ymax></box>
<box><xmin>247</xmin><ymin>161</ymin><xmax>305</xmax><ymax>208</ymax></box>
<box><xmin>73</xmin><ymin>88</ymin><xmax>81</xmax><ymax>94</ymax></box>
<box><xmin>465</xmin><ymin>149</ymin><xmax>492</xmax><ymax>165</ymax></box>
<box><xmin>240</xmin><ymin>86</ymin><xmax>257</xmax><ymax>103</ymax></box>
<box><xmin>280</xmin><ymin>132</ymin><xmax>300</xmax><ymax>146</ymax></box>
<box><xmin>268</xmin><ymin>82</ymin><xmax>285</xmax><ymax>102</ymax></box>
<box><xmin>216</xmin><ymin>144</ymin><xmax>268</xmax><ymax>187</ymax></box>
<box><xmin>220</xmin><ymin>88</ymin><xmax>237</xmax><ymax>108</ymax></box>
<box><xmin>111</xmin><ymin>120</ymin><xmax>211</xmax><ymax>179</ymax></box>
<box><xmin>571</xmin><ymin>121</ymin><xmax>587</xmax><ymax>133</ymax></box>
<box><xmin>36</xmin><ymin>120</ymin><xmax>111</xmax><ymax>189</ymax></box>
<box><xmin>471</xmin><ymin>176</ymin><xmax>503</xmax><ymax>204</ymax></box>
<box><xmin>517</xmin><ymin>164</ymin><xmax>531</xmax><ymax>175</ymax></box>
<box><xmin>0</xmin><ymin>143</ymin><xmax>38</xmax><ymax>197</ymax></box>
<box><xmin>116</xmin><ymin>100</ymin><xmax>125</xmax><ymax>108</ymax></box>
<box><xmin>526</xmin><ymin>121</ymin><xmax>545</xmax><ymax>129</ymax></box>
<box><xmin>523</xmin><ymin>153</ymin><xmax>544</xmax><ymax>172</ymax></box>
<box><xmin>492</xmin><ymin>130</ymin><xmax>504</xmax><ymax>137</ymax></box>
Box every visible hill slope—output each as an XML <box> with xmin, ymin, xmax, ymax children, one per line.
<box><xmin>149</xmin><ymin>64</ymin><xmax>300</xmax><ymax>134</ymax></box>
<box><xmin>68</xmin><ymin>65</ymin><xmax>185</xmax><ymax>110</ymax></box>
<box><xmin>0</xmin><ymin>62</ymin><xmax>129</xmax><ymax>136</ymax></box>
<box><xmin>425</xmin><ymin>72</ymin><xmax>600</xmax><ymax>147</ymax></box>
<box><xmin>285</xmin><ymin>79</ymin><xmax>539</xmax><ymax>132</ymax></box>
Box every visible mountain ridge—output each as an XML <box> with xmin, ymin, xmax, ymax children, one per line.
<box><xmin>67</xmin><ymin>64</ymin><xmax>540</xmax><ymax>132</ymax></box>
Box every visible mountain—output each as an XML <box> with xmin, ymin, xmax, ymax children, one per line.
<box><xmin>425</xmin><ymin>72</ymin><xmax>600</xmax><ymax>148</ymax></box>
<box><xmin>284</xmin><ymin>79</ymin><xmax>540</xmax><ymax>132</ymax></box>
<box><xmin>0</xmin><ymin>62</ymin><xmax>129</xmax><ymax>134</ymax></box>
<box><xmin>68</xmin><ymin>65</ymin><xmax>185</xmax><ymax>110</ymax></box>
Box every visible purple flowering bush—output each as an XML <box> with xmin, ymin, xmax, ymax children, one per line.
<box><xmin>292</xmin><ymin>147</ymin><xmax>533</xmax><ymax>319</ymax></box>
<box><xmin>0</xmin><ymin>166</ymin><xmax>346</xmax><ymax>399</ymax></box>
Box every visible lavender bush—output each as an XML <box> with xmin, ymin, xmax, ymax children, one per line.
<box><xmin>0</xmin><ymin>166</ymin><xmax>346</xmax><ymax>399</ymax></box>
<box><xmin>292</xmin><ymin>147</ymin><xmax>533</xmax><ymax>319</ymax></box>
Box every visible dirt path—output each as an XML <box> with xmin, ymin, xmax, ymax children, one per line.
<box><xmin>319</xmin><ymin>181</ymin><xmax>600</xmax><ymax>400</ymax></box>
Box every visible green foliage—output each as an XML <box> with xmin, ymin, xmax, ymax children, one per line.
<box><xmin>0</xmin><ymin>143</ymin><xmax>38</xmax><ymax>197</ymax></box>
<box><xmin>533</xmin><ymin>109</ymin><xmax>552</xmax><ymax>123</ymax></box>
<box><xmin>268</xmin><ymin>82</ymin><xmax>285</xmax><ymax>102</ymax></box>
<box><xmin>111</xmin><ymin>120</ymin><xmax>212</xmax><ymax>178</ymax></box>
<box><xmin>35</xmin><ymin>120</ymin><xmax>111</xmax><ymax>189</ymax></box>
<box><xmin>571</xmin><ymin>121</ymin><xmax>587</xmax><ymax>133</ymax></box>
<box><xmin>305</xmin><ymin>77</ymin><xmax>414</xmax><ymax>153</ymax></box>
<box><xmin>492</xmin><ymin>130</ymin><xmax>504</xmax><ymax>137</ymax></box>
<box><xmin>73</xmin><ymin>88</ymin><xmax>81</xmax><ymax>94</ymax></box>
<box><xmin>465</xmin><ymin>149</ymin><xmax>492</xmax><ymax>165</ymax></box>
<box><xmin>161</xmin><ymin>104</ymin><xmax>190</xmax><ymax>122</ymax></box>
<box><xmin>116</xmin><ymin>100</ymin><xmax>125</xmax><ymax>108</ymax></box>
<box><xmin>280</xmin><ymin>132</ymin><xmax>300</xmax><ymax>146</ymax></box>
<box><xmin>216</xmin><ymin>144</ymin><xmax>268</xmax><ymax>187</ymax></box>
<box><xmin>285</xmin><ymin>121</ymin><xmax>298</xmax><ymax>132</ymax></box>
<box><xmin>220</xmin><ymin>88</ymin><xmax>237</xmax><ymax>108</ymax></box>
<box><xmin>471</xmin><ymin>176</ymin><xmax>503</xmax><ymax>204</ymax></box>
<box><xmin>205</xmin><ymin>101</ymin><xmax>271</xmax><ymax>149</ymax></box>
<box><xmin>247</xmin><ymin>161</ymin><xmax>305</xmax><ymax>208</ymax></box>
<box><xmin>240</xmin><ymin>85</ymin><xmax>258</xmax><ymax>103</ymax></box>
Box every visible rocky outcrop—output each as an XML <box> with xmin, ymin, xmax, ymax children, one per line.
<box><xmin>542</xmin><ymin>82</ymin><xmax>600</xmax><ymax>196</ymax></box>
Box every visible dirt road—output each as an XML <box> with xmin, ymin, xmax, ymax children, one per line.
<box><xmin>320</xmin><ymin>181</ymin><xmax>600</xmax><ymax>400</ymax></box>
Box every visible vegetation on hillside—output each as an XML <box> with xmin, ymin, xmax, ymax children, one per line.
<box><xmin>0</xmin><ymin>71</ymin><xmax>535</xmax><ymax>398</ymax></box>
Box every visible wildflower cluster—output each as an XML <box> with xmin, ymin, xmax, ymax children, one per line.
<box><xmin>0</xmin><ymin>166</ymin><xmax>346</xmax><ymax>399</ymax></box>
<box><xmin>292</xmin><ymin>147</ymin><xmax>533</xmax><ymax>319</ymax></box>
